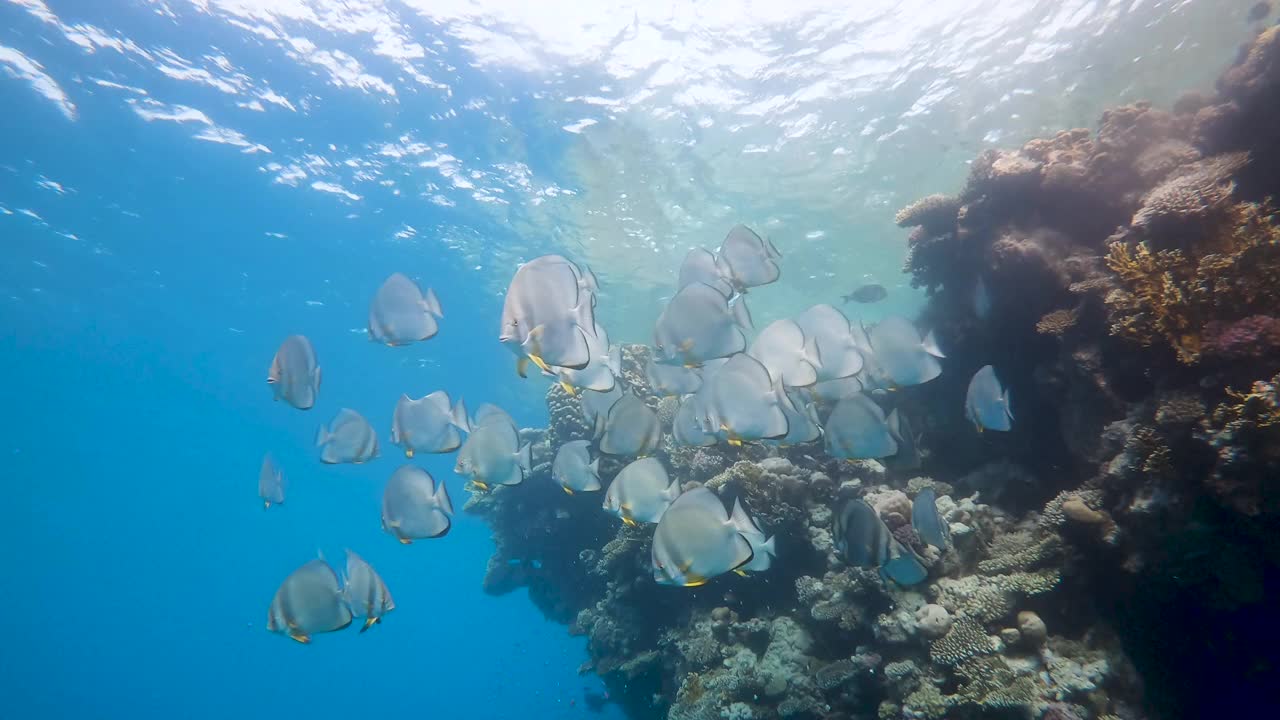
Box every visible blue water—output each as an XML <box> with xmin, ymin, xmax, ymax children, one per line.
<box><xmin>1</xmin><ymin>10</ymin><xmax>613</xmax><ymax>720</ymax></box>
<box><xmin>2</xmin><ymin>125</ymin><xmax>614</xmax><ymax>719</ymax></box>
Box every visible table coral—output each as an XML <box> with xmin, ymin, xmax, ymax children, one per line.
<box><xmin>1129</xmin><ymin>153</ymin><xmax>1248</xmax><ymax>246</ymax></box>
<box><xmin>895</xmin><ymin>193</ymin><xmax>961</xmax><ymax>234</ymax></box>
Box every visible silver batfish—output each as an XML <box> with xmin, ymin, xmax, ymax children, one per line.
<box><xmin>499</xmin><ymin>255</ymin><xmax>596</xmax><ymax>375</ymax></box>
<box><xmin>603</xmin><ymin>456</ymin><xmax>679</xmax><ymax>525</ymax></box>
<box><xmin>677</xmin><ymin>247</ymin><xmax>734</xmax><ymax>298</ymax></box>
<box><xmin>258</xmin><ymin>453</ymin><xmax>286</xmax><ymax>509</ymax></box>
<box><xmin>748</xmin><ymin>318</ymin><xmax>820</xmax><ymax>387</ymax></box>
<box><xmin>316</xmin><ymin>408</ymin><xmax>379</xmax><ymax>464</ymax></box>
<box><xmin>342</xmin><ymin>549</ymin><xmax>395</xmax><ymax>632</ymax></box>
<box><xmin>267</xmin><ymin>558</ymin><xmax>352</xmax><ymax>644</ymax></box>
<box><xmin>454</xmin><ymin>420</ymin><xmax>531</xmax><ymax>491</ymax></box>
<box><xmin>552</xmin><ymin>439</ymin><xmax>601</xmax><ymax>494</ymax></box>
<box><xmin>823</xmin><ymin>394</ymin><xmax>897</xmax><ymax>459</ymax></box>
<box><xmin>381</xmin><ymin>465</ymin><xmax>453</xmax><ymax>542</ymax></box>
<box><xmin>965</xmin><ymin>364</ymin><xmax>1013</xmax><ymax>432</ymax></box>
<box><xmin>714</xmin><ymin>225</ymin><xmax>780</xmax><ymax>290</ymax></box>
<box><xmin>390</xmin><ymin>391</ymin><xmax>470</xmax><ymax>457</ymax></box>
<box><xmin>653</xmin><ymin>282</ymin><xmax>752</xmax><ymax>367</ymax></box>
<box><xmin>599</xmin><ymin>393</ymin><xmax>661</xmax><ymax>457</ymax></box>
<box><xmin>651</xmin><ymin>487</ymin><xmax>755</xmax><ymax>587</ymax></box>
<box><xmin>368</xmin><ymin>272</ymin><xmax>442</xmax><ymax>346</ymax></box>
<box><xmin>268</xmin><ymin>334</ymin><xmax>320</xmax><ymax>410</ymax></box>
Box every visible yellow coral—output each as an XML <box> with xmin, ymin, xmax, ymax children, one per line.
<box><xmin>1105</xmin><ymin>200</ymin><xmax>1280</xmax><ymax>363</ymax></box>
<box><xmin>1104</xmin><ymin>240</ymin><xmax>1200</xmax><ymax>361</ymax></box>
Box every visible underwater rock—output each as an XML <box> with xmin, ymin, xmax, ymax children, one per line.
<box><xmin>914</xmin><ymin>604</ymin><xmax>953</xmax><ymax>639</ymax></box>
<box><xmin>1017</xmin><ymin>610</ymin><xmax>1048</xmax><ymax>647</ymax></box>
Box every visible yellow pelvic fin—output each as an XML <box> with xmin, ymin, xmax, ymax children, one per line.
<box><xmin>529</xmin><ymin>354</ymin><xmax>552</xmax><ymax>373</ymax></box>
<box><xmin>622</xmin><ymin>516</ymin><xmax>637</xmax><ymax>527</ymax></box>
<box><xmin>682</xmin><ymin>570</ymin><xmax>707</xmax><ymax>587</ymax></box>
<box><xmin>563</xmin><ymin>487</ymin><xmax>574</xmax><ymax>496</ymax></box>
<box><xmin>361</xmin><ymin>617</ymin><xmax>378</xmax><ymax>633</ymax></box>
<box><xmin>559</xmin><ymin>380</ymin><xmax>577</xmax><ymax>397</ymax></box>
<box><xmin>517</xmin><ymin>357</ymin><xmax>529</xmax><ymax>378</ymax></box>
<box><xmin>404</xmin><ymin>448</ymin><xmax>415</xmax><ymax>458</ymax></box>
<box><xmin>289</xmin><ymin>633</ymin><xmax>312</xmax><ymax>645</ymax></box>
<box><xmin>471</xmin><ymin>480</ymin><xmax>490</xmax><ymax>493</ymax></box>
<box><xmin>720</xmin><ymin>424</ymin><xmax>743</xmax><ymax>447</ymax></box>
<box><xmin>734</xmin><ymin>569</ymin><xmax>749</xmax><ymax>577</ymax></box>
<box><xmin>398</xmin><ymin>538</ymin><xmax>413</xmax><ymax>545</ymax></box>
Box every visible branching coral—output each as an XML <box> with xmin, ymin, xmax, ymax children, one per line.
<box><xmin>1214</xmin><ymin>374</ymin><xmax>1280</xmax><ymax>429</ymax></box>
<box><xmin>1105</xmin><ymin>199</ymin><xmax>1280</xmax><ymax>363</ymax></box>
<box><xmin>1104</xmin><ymin>240</ymin><xmax>1200</xmax><ymax>361</ymax></box>
<box><xmin>546</xmin><ymin>383</ymin><xmax>591</xmax><ymax>448</ymax></box>
<box><xmin>1197</xmin><ymin>374</ymin><xmax>1280</xmax><ymax>514</ymax></box>
<box><xmin>953</xmin><ymin>655</ymin><xmax>1039</xmax><ymax>711</ymax></box>
<box><xmin>929</xmin><ymin>619</ymin><xmax>993</xmax><ymax>666</ymax></box>
<box><xmin>1041</xmin><ymin>488</ymin><xmax>1105</xmax><ymax>530</ymax></box>
<box><xmin>901</xmin><ymin>682</ymin><xmax>952</xmax><ymax>720</ymax></box>
<box><xmin>977</xmin><ymin>531</ymin><xmax>1063</xmax><ymax>573</ymax></box>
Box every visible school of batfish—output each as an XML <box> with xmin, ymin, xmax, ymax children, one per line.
<box><xmin>259</xmin><ymin>224</ymin><xmax>1014</xmax><ymax>643</ymax></box>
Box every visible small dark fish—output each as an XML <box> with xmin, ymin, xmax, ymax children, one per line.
<box><xmin>1247</xmin><ymin>2</ymin><xmax>1270</xmax><ymax>23</ymax></box>
<box><xmin>842</xmin><ymin>284</ymin><xmax>887</xmax><ymax>304</ymax></box>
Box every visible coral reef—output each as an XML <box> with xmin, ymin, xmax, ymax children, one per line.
<box><xmin>464</xmin><ymin>346</ymin><xmax>1148</xmax><ymax>720</ymax></box>
<box><xmin>894</xmin><ymin>25</ymin><xmax>1280</xmax><ymax>720</ymax></box>
<box><xmin>895</xmin><ymin>194</ymin><xmax>961</xmax><ymax>235</ymax></box>
<box><xmin>461</xmin><ymin>27</ymin><xmax>1280</xmax><ymax>720</ymax></box>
